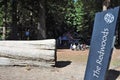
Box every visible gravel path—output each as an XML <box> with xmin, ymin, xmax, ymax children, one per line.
<box><xmin>0</xmin><ymin>49</ymin><xmax>120</xmax><ymax>80</ymax></box>
<box><xmin>0</xmin><ymin>63</ymin><xmax>86</xmax><ymax>80</ymax></box>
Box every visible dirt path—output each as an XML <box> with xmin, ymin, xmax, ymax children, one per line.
<box><xmin>0</xmin><ymin>49</ymin><xmax>120</xmax><ymax>80</ymax></box>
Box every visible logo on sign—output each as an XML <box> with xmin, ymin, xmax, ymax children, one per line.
<box><xmin>104</xmin><ymin>13</ymin><xmax>114</xmax><ymax>24</ymax></box>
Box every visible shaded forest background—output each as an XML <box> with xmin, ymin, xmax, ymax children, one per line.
<box><xmin>0</xmin><ymin>0</ymin><xmax>120</xmax><ymax>45</ymax></box>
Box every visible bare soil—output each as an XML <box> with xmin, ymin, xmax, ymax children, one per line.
<box><xmin>0</xmin><ymin>49</ymin><xmax>120</xmax><ymax>80</ymax></box>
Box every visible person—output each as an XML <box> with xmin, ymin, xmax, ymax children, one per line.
<box><xmin>70</xmin><ymin>44</ymin><xmax>73</xmax><ymax>50</ymax></box>
<box><xmin>76</xmin><ymin>43</ymin><xmax>80</xmax><ymax>50</ymax></box>
<box><xmin>70</xmin><ymin>43</ymin><xmax>76</xmax><ymax>50</ymax></box>
<box><xmin>82</xmin><ymin>43</ymin><xmax>86</xmax><ymax>50</ymax></box>
<box><xmin>80</xmin><ymin>43</ymin><xmax>86</xmax><ymax>51</ymax></box>
<box><xmin>25</xmin><ymin>29</ymin><xmax>30</xmax><ymax>40</ymax></box>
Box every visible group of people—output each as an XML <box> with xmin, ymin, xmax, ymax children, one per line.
<box><xmin>70</xmin><ymin>43</ymin><xmax>86</xmax><ymax>51</ymax></box>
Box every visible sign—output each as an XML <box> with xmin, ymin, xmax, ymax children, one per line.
<box><xmin>84</xmin><ymin>7</ymin><xmax>120</xmax><ymax>80</ymax></box>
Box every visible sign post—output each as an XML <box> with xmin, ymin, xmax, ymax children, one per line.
<box><xmin>84</xmin><ymin>7</ymin><xmax>120</xmax><ymax>80</ymax></box>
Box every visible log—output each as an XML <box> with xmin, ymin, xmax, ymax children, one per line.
<box><xmin>0</xmin><ymin>39</ymin><xmax>57</xmax><ymax>67</ymax></box>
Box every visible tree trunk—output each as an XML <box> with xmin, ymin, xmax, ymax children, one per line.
<box><xmin>0</xmin><ymin>39</ymin><xmax>56</xmax><ymax>67</ymax></box>
<box><xmin>2</xmin><ymin>27</ymin><xmax>6</xmax><ymax>40</ymax></box>
<box><xmin>37</xmin><ymin>1</ymin><xmax>46</xmax><ymax>39</ymax></box>
<box><xmin>103</xmin><ymin>0</ymin><xmax>110</xmax><ymax>11</ymax></box>
<box><xmin>2</xmin><ymin>0</ymin><xmax>7</xmax><ymax>40</ymax></box>
<box><xmin>9</xmin><ymin>0</ymin><xmax>18</xmax><ymax>40</ymax></box>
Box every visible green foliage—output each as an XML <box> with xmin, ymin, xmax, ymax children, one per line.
<box><xmin>78</xmin><ymin>0</ymin><xmax>103</xmax><ymax>37</ymax></box>
<box><xmin>46</xmin><ymin>0</ymin><xmax>86</xmax><ymax>38</ymax></box>
<box><xmin>65</xmin><ymin>0</ymin><xmax>85</xmax><ymax>32</ymax></box>
<box><xmin>0</xmin><ymin>0</ymin><xmax>12</xmax><ymax>39</ymax></box>
<box><xmin>0</xmin><ymin>1</ymin><xmax>3</xmax><ymax>26</ymax></box>
<box><xmin>65</xmin><ymin>0</ymin><xmax>75</xmax><ymax>27</ymax></box>
<box><xmin>46</xmin><ymin>0</ymin><xmax>70</xmax><ymax>38</ymax></box>
<box><xmin>0</xmin><ymin>0</ymin><xmax>4</xmax><ymax>39</ymax></box>
<box><xmin>0</xmin><ymin>0</ymin><xmax>120</xmax><ymax>40</ymax></box>
<box><xmin>0</xmin><ymin>11</ymin><xmax>3</xmax><ymax>27</ymax></box>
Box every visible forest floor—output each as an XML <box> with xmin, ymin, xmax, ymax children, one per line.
<box><xmin>0</xmin><ymin>48</ymin><xmax>120</xmax><ymax>80</ymax></box>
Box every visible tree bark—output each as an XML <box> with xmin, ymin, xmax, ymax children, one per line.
<box><xmin>9</xmin><ymin>0</ymin><xmax>18</xmax><ymax>40</ymax></box>
<box><xmin>103</xmin><ymin>0</ymin><xmax>110</xmax><ymax>11</ymax></box>
<box><xmin>37</xmin><ymin>0</ymin><xmax>46</xmax><ymax>39</ymax></box>
<box><xmin>2</xmin><ymin>0</ymin><xmax>7</xmax><ymax>40</ymax></box>
<box><xmin>0</xmin><ymin>39</ymin><xmax>56</xmax><ymax>67</ymax></box>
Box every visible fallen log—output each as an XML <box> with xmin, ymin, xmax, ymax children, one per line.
<box><xmin>0</xmin><ymin>39</ymin><xmax>57</xmax><ymax>67</ymax></box>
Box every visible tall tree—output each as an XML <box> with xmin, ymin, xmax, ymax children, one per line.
<box><xmin>7</xmin><ymin>0</ymin><xmax>46</xmax><ymax>40</ymax></box>
<box><xmin>81</xmin><ymin>0</ymin><xmax>102</xmax><ymax>39</ymax></box>
<box><xmin>0</xmin><ymin>0</ymin><xmax>4</xmax><ymax>39</ymax></box>
<box><xmin>46</xmin><ymin>0</ymin><xmax>69</xmax><ymax>38</ymax></box>
<box><xmin>65</xmin><ymin>0</ymin><xmax>86</xmax><ymax>33</ymax></box>
<box><xmin>37</xmin><ymin>0</ymin><xmax>46</xmax><ymax>39</ymax></box>
<box><xmin>2</xmin><ymin>0</ymin><xmax>7</xmax><ymax>40</ymax></box>
<box><xmin>9</xmin><ymin>0</ymin><xmax>18</xmax><ymax>40</ymax></box>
